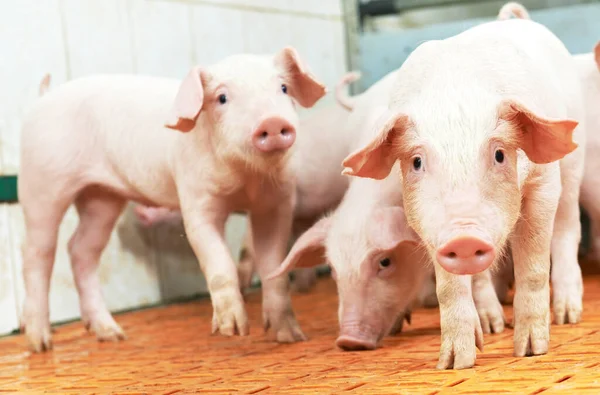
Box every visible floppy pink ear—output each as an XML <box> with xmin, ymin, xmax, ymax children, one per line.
<box><xmin>594</xmin><ymin>42</ymin><xmax>600</xmax><ymax>72</ymax></box>
<box><xmin>275</xmin><ymin>46</ymin><xmax>327</xmax><ymax>108</ymax></box>
<box><xmin>266</xmin><ymin>217</ymin><xmax>332</xmax><ymax>280</ymax></box>
<box><xmin>368</xmin><ymin>206</ymin><xmax>419</xmax><ymax>251</ymax></box>
<box><xmin>498</xmin><ymin>99</ymin><xmax>578</xmax><ymax>164</ymax></box>
<box><xmin>342</xmin><ymin>112</ymin><xmax>410</xmax><ymax>180</ymax></box>
<box><xmin>165</xmin><ymin>66</ymin><xmax>208</xmax><ymax>132</ymax></box>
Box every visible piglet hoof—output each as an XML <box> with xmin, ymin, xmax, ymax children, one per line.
<box><xmin>211</xmin><ymin>289</ymin><xmax>249</xmax><ymax>337</ymax></box>
<box><xmin>513</xmin><ymin>316</ymin><xmax>549</xmax><ymax>357</ymax></box>
<box><xmin>21</xmin><ymin>305</ymin><xmax>53</xmax><ymax>353</ymax></box>
<box><xmin>291</xmin><ymin>268</ymin><xmax>318</xmax><ymax>293</ymax></box>
<box><xmin>84</xmin><ymin>314</ymin><xmax>127</xmax><ymax>342</ymax></box>
<box><xmin>436</xmin><ymin>313</ymin><xmax>483</xmax><ymax>370</ymax></box>
<box><xmin>23</xmin><ymin>322</ymin><xmax>53</xmax><ymax>353</ymax></box>
<box><xmin>475</xmin><ymin>295</ymin><xmax>506</xmax><ymax>334</ymax></box>
<box><xmin>263</xmin><ymin>309</ymin><xmax>307</xmax><ymax>343</ymax></box>
<box><xmin>552</xmin><ymin>286</ymin><xmax>583</xmax><ymax>325</ymax></box>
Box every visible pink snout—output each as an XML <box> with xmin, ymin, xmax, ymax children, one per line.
<box><xmin>336</xmin><ymin>334</ymin><xmax>378</xmax><ymax>351</ymax></box>
<box><xmin>251</xmin><ymin>117</ymin><xmax>296</xmax><ymax>153</ymax></box>
<box><xmin>436</xmin><ymin>234</ymin><xmax>495</xmax><ymax>275</ymax></box>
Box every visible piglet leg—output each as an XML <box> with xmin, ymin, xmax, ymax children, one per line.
<box><xmin>511</xmin><ymin>175</ymin><xmax>557</xmax><ymax>357</ymax></box>
<box><xmin>69</xmin><ymin>190</ymin><xmax>127</xmax><ymax>341</ymax></box>
<box><xmin>238</xmin><ymin>222</ymin><xmax>256</xmax><ymax>293</ymax></box>
<box><xmin>251</xmin><ymin>199</ymin><xmax>306</xmax><ymax>343</ymax></box>
<box><xmin>180</xmin><ymin>196</ymin><xmax>248</xmax><ymax>337</ymax></box>
<box><xmin>435</xmin><ymin>268</ymin><xmax>483</xmax><ymax>370</ymax></box>
<box><xmin>551</xmin><ymin>158</ymin><xmax>584</xmax><ymax>324</ymax></box>
<box><xmin>472</xmin><ymin>270</ymin><xmax>505</xmax><ymax>334</ymax></box>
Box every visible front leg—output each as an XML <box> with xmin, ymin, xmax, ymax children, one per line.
<box><xmin>180</xmin><ymin>197</ymin><xmax>248</xmax><ymax>337</ymax></box>
<box><xmin>510</xmin><ymin>174</ymin><xmax>558</xmax><ymax>357</ymax></box>
<box><xmin>435</xmin><ymin>266</ymin><xmax>483</xmax><ymax>370</ymax></box>
<box><xmin>250</xmin><ymin>198</ymin><xmax>306</xmax><ymax>343</ymax></box>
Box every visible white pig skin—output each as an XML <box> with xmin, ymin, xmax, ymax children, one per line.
<box><xmin>18</xmin><ymin>47</ymin><xmax>326</xmax><ymax>352</ymax></box>
<box><xmin>342</xmin><ymin>19</ymin><xmax>585</xmax><ymax>369</ymax></box>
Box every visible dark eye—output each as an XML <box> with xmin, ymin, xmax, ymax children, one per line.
<box><xmin>379</xmin><ymin>257</ymin><xmax>391</xmax><ymax>269</ymax></box>
<box><xmin>495</xmin><ymin>149</ymin><xmax>504</xmax><ymax>164</ymax></box>
<box><xmin>413</xmin><ymin>156</ymin><xmax>422</xmax><ymax>171</ymax></box>
<box><xmin>281</xmin><ymin>84</ymin><xmax>288</xmax><ymax>94</ymax></box>
<box><xmin>218</xmin><ymin>94</ymin><xmax>227</xmax><ymax>105</ymax></box>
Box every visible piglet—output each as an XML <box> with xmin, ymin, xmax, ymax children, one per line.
<box><xmin>267</xmin><ymin>70</ymin><xmax>431</xmax><ymax>349</ymax></box>
<box><xmin>343</xmin><ymin>19</ymin><xmax>584</xmax><ymax>369</ymax></box>
<box><xmin>19</xmin><ymin>47</ymin><xmax>326</xmax><ymax>352</ymax></box>
<box><xmin>133</xmin><ymin>71</ymin><xmax>362</xmax><ymax>293</ymax></box>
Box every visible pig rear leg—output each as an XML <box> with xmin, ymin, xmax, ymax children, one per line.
<box><xmin>551</xmin><ymin>170</ymin><xmax>584</xmax><ymax>325</ymax></box>
<box><xmin>21</xmin><ymin>198</ymin><xmax>72</xmax><ymax>352</ymax></box>
<box><xmin>68</xmin><ymin>189</ymin><xmax>126</xmax><ymax>341</ymax></box>
<box><xmin>472</xmin><ymin>270</ymin><xmax>505</xmax><ymax>334</ymax></box>
<box><xmin>238</xmin><ymin>222</ymin><xmax>256</xmax><ymax>293</ymax></box>
<box><xmin>251</xmin><ymin>206</ymin><xmax>306</xmax><ymax>343</ymax></box>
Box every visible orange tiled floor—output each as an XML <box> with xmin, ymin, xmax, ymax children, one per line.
<box><xmin>1</xmin><ymin>265</ymin><xmax>600</xmax><ymax>394</ymax></box>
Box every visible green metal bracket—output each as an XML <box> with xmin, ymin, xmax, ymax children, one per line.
<box><xmin>0</xmin><ymin>176</ymin><xmax>18</xmax><ymax>203</ymax></box>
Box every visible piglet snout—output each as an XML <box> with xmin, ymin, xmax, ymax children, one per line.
<box><xmin>252</xmin><ymin>117</ymin><xmax>296</xmax><ymax>153</ymax></box>
<box><xmin>436</xmin><ymin>234</ymin><xmax>495</xmax><ymax>275</ymax></box>
<box><xmin>336</xmin><ymin>334</ymin><xmax>377</xmax><ymax>351</ymax></box>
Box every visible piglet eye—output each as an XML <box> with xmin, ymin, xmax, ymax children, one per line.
<box><xmin>495</xmin><ymin>149</ymin><xmax>505</xmax><ymax>164</ymax></box>
<box><xmin>379</xmin><ymin>257</ymin><xmax>391</xmax><ymax>269</ymax></box>
<box><xmin>218</xmin><ymin>94</ymin><xmax>227</xmax><ymax>105</ymax></box>
<box><xmin>412</xmin><ymin>156</ymin><xmax>422</xmax><ymax>171</ymax></box>
<box><xmin>281</xmin><ymin>84</ymin><xmax>288</xmax><ymax>94</ymax></box>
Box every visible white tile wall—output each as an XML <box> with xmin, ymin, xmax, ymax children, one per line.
<box><xmin>0</xmin><ymin>0</ymin><xmax>346</xmax><ymax>335</ymax></box>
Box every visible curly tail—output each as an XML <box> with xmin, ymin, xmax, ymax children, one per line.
<box><xmin>497</xmin><ymin>2</ymin><xmax>530</xmax><ymax>20</ymax></box>
<box><xmin>335</xmin><ymin>71</ymin><xmax>362</xmax><ymax>111</ymax></box>
<box><xmin>38</xmin><ymin>73</ymin><xmax>51</xmax><ymax>96</ymax></box>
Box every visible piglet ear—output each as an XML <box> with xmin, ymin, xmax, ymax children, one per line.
<box><xmin>266</xmin><ymin>216</ymin><xmax>331</xmax><ymax>280</ymax></box>
<box><xmin>368</xmin><ymin>206</ymin><xmax>419</xmax><ymax>251</ymax></box>
<box><xmin>165</xmin><ymin>66</ymin><xmax>208</xmax><ymax>132</ymax></box>
<box><xmin>498</xmin><ymin>99</ymin><xmax>578</xmax><ymax>164</ymax></box>
<box><xmin>342</xmin><ymin>112</ymin><xmax>410</xmax><ymax>180</ymax></box>
<box><xmin>275</xmin><ymin>46</ymin><xmax>326</xmax><ymax>108</ymax></box>
<box><xmin>594</xmin><ymin>41</ymin><xmax>600</xmax><ymax>72</ymax></box>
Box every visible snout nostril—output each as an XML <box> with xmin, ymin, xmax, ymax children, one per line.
<box><xmin>260</xmin><ymin>131</ymin><xmax>268</xmax><ymax>139</ymax></box>
<box><xmin>475</xmin><ymin>250</ymin><xmax>485</xmax><ymax>256</ymax></box>
<box><xmin>280</xmin><ymin>129</ymin><xmax>289</xmax><ymax>136</ymax></box>
<box><xmin>447</xmin><ymin>252</ymin><xmax>457</xmax><ymax>259</ymax></box>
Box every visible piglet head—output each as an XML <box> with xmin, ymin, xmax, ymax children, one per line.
<box><xmin>165</xmin><ymin>47</ymin><xmax>326</xmax><ymax>169</ymax></box>
<box><xmin>268</xmin><ymin>206</ymin><xmax>426</xmax><ymax>351</ymax></box>
<box><xmin>342</xmin><ymin>98</ymin><xmax>577</xmax><ymax>277</ymax></box>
